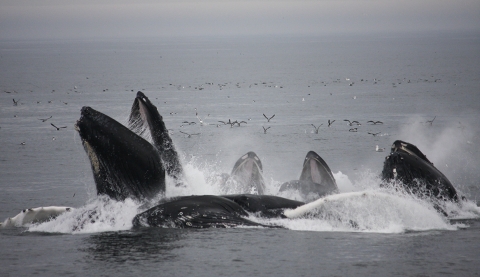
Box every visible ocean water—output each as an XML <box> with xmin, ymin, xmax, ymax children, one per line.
<box><xmin>1</xmin><ymin>33</ymin><xmax>480</xmax><ymax>276</ymax></box>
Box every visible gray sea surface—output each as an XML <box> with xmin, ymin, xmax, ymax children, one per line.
<box><xmin>1</xmin><ymin>33</ymin><xmax>480</xmax><ymax>276</ymax></box>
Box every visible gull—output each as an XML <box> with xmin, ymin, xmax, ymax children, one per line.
<box><xmin>311</xmin><ymin>124</ymin><xmax>323</xmax><ymax>134</ymax></box>
<box><xmin>180</xmin><ymin>131</ymin><xmax>200</xmax><ymax>138</ymax></box>
<box><xmin>328</xmin><ymin>120</ymin><xmax>335</xmax><ymax>127</ymax></box>
<box><xmin>12</xmin><ymin>99</ymin><xmax>19</xmax><ymax>106</ymax></box>
<box><xmin>376</xmin><ymin>145</ymin><xmax>385</xmax><ymax>152</ymax></box>
<box><xmin>263</xmin><ymin>114</ymin><xmax>275</xmax><ymax>122</ymax></box>
<box><xmin>234</xmin><ymin>121</ymin><xmax>247</xmax><ymax>127</ymax></box>
<box><xmin>182</xmin><ymin>121</ymin><xmax>196</xmax><ymax>125</ymax></box>
<box><xmin>262</xmin><ymin>126</ymin><xmax>271</xmax><ymax>134</ymax></box>
<box><xmin>344</xmin><ymin>119</ymin><xmax>361</xmax><ymax>126</ymax></box>
<box><xmin>349</xmin><ymin>128</ymin><xmax>358</xmax><ymax>132</ymax></box>
<box><xmin>38</xmin><ymin>116</ymin><xmax>52</xmax><ymax>122</ymax></box>
<box><xmin>218</xmin><ymin>119</ymin><xmax>232</xmax><ymax>126</ymax></box>
<box><xmin>367</xmin><ymin>120</ymin><xmax>383</xmax><ymax>125</ymax></box>
<box><xmin>51</xmin><ymin>123</ymin><xmax>67</xmax><ymax>130</ymax></box>
<box><xmin>368</xmin><ymin>132</ymin><xmax>381</xmax><ymax>136</ymax></box>
<box><xmin>426</xmin><ymin>116</ymin><xmax>436</xmax><ymax>126</ymax></box>
<box><xmin>196</xmin><ymin>112</ymin><xmax>210</xmax><ymax>126</ymax></box>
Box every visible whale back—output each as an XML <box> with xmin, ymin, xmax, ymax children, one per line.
<box><xmin>76</xmin><ymin>106</ymin><xmax>165</xmax><ymax>201</ymax></box>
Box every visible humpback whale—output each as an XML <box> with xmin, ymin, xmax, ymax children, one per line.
<box><xmin>279</xmin><ymin>151</ymin><xmax>338</xmax><ymax>200</ymax></box>
<box><xmin>221</xmin><ymin>151</ymin><xmax>266</xmax><ymax>195</ymax></box>
<box><xmin>132</xmin><ymin>195</ymin><xmax>304</xmax><ymax>228</ymax></box>
<box><xmin>129</xmin><ymin>91</ymin><xmax>184</xmax><ymax>185</ymax></box>
<box><xmin>4</xmin><ymin>92</ymin><xmax>464</xmax><ymax>230</ymax></box>
<box><xmin>381</xmin><ymin>140</ymin><xmax>458</xmax><ymax>202</ymax></box>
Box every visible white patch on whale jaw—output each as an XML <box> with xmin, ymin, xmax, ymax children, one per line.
<box><xmin>83</xmin><ymin>140</ymin><xmax>100</xmax><ymax>174</ymax></box>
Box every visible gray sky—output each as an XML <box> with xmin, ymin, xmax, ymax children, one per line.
<box><xmin>1</xmin><ymin>0</ymin><xmax>479</xmax><ymax>40</ymax></box>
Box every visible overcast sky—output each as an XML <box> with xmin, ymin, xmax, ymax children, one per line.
<box><xmin>1</xmin><ymin>0</ymin><xmax>479</xmax><ymax>40</ymax></box>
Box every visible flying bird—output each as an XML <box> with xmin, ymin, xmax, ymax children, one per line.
<box><xmin>234</xmin><ymin>121</ymin><xmax>248</xmax><ymax>127</ymax></box>
<box><xmin>263</xmin><ymin>114</ymin><xmax>275</xmax><ymax>122</ymax></box>
<box><xmin>368</xmin><ymin>132</ymin><xmax>381</xmax><ymax>137</ymax></box>
<box><xmin>12</xmin><ymin>99</ymin><xmax>19</xmax><ymax>106</ymax></box>
<box><xmin>344</xmin><ymin>119</ymin><xmax>360</xmax><ymax>126</ymax></box>
<box><xmin>51</xmin><ymin>123</ymin><xmax>67</xmax><ymax>130</ymax></box>
<box><xmin>426</xmin><ymin>116</ymin><xmax>436</xmax><ymax>126</ymax></box>
<box><xmin>367</xmin><ymin>120</ymin><xmax>383</xmax><ymax>125</ymax></box>
<box><xmin>38</xmin><ymin>116</ymin><xmax>52</xmax><ymax>122</ymax></box>
<box><xmin>328</xmin><ymin>120</ymin><xmax>335</xmax><ymax>127</ymax></box>
<box><xmin>262</xmin><ymin>126</ymin><xmax>271</xmax><ymax>134</ymax></box>
<box><xmin>196</xmin><ymin>112</ymin><xmax>210</xmax><ymax>126</ymax></box>
<box><xmin>180</xmin><ymin>131</ymin><xmax>200</xmax><ymax>138</ymax></box>
<box><xmin>311</xmin><ymin>124</ymin><xmax>323</xmax><ymax>134</ymax></box>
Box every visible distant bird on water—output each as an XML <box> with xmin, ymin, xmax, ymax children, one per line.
<box><xmin>376</xmin><ymin>145</ymin><xmax>385</xmax><ymax>152</ymax></box>
<box><xmin>263</xmin><ymin>114</ymin><xmax>275</xmax><ymax>122</ymax></box>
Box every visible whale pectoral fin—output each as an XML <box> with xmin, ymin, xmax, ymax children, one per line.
<box><xmin>76</xmin><ymin>106</ymin><xmax>165</xmax><ymax>202</ymax></box>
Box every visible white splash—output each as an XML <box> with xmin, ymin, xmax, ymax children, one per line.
<box><xmin>19</xmin><ymin>158</ymin><xmax>479</xmax><ymax>234</ymax></box>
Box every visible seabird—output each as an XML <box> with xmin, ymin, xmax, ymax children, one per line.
<box><xmin>180</xmin><ymin>131</ymin><xmax>200</xmax><ymax>138</ymax></box>
<box><xmin>262</xmin><ymin>126</ymin><xmax>271</xmax><ymax>134</ymax></box>
<box><xmin>263</xmin><ymin>114</ymin><xmax>275</xmax><ymax>122</ymax></box>
<box><xmin>235</xmin><ymin>121</ymin><xmax>247</xmax><ymax>127</ymax></box>
<box><xmin>367</xmin><ymin>120</ymin><xmax>383</xmax><ymax>125</ymax></box>
<box><xmin>328</xmin><ymin>120</ymin><xmax>335</xmax><ymax>127</ymax></box>
<box><xmin>376</xmin><ymin>145</ymin><xmax>385</xmax><ymax>152</ymax></box>
<box><xmin>12</xmin><ymin>99</ymin><xmax>19</xmax><ymax>106</ymax></box>
<box><xmin>344</xmin><ymin>120</ymin><xmax>361</xmax><ymax>126</ymax></box>
<box><xmin>196</xmin><ymin>112</ymin><xmax>210</xmax><ymax>126</ymax></box>
<box><xmin>51</xmin><ymin>123</ymin><xmax>67</xmax><ymax>131</ymax></box>
<box><xmin>349</xmin><ymin>128</ymin><xmax>358</xmax><ymax>132</ymax></box>
<box><xmin>311</xmin><ymin>124</ymin><xmax>323</xmax><ymax>134</ymax></box>
<box><xmin>426</xmin><ymin>116</ymin><xmax>436</xmax><ymax>126</ymax></box>
<box><xmin>368</xmin><ymin>132</ymin><xmax>381</xmax><ymax>136</ymax></box>
<box><xmin>38</xmin><ymin>116</ymin><xmax>52</xmax><ymax>122</ymax></box>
